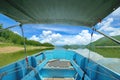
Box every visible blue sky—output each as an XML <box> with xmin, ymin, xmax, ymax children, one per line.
<box><xmin>0</xmin><ymin>7</ymin><xmax>120</xmax><ymax>45</ymax></box>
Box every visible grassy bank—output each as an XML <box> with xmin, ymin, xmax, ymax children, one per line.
<box><xmin>89</xmin><ymin>48</ymin><xmax>120</xmax><ymax>58</ymax></box>
<box><xmin>0</xmin><ymin>47</ymin><xmax>54</xmax><ymax>67</ymax></box>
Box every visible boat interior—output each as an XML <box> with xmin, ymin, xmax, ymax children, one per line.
<box><xmin>0</xmin><ymin>0</ymin><xmax>120</xmax><ymax>80</ymax></box>
<box><xmin>0</xmin><ymin>50</ymin><xmax>120</xmax><ymax>80</ymax></box>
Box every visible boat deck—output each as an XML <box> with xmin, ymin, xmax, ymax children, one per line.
<box><xmin>45</xmin><ymin>59</ymin><xmax>72</xmax><ymax>68</ymax></box>
<box><xmin>0</xmin><ymin>50</ymin><xmax>120</xmax><ymax>80</ymax></box>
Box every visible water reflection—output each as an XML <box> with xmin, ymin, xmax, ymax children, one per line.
<box><xmin>70</xmin><ymin>48</ymin><xmax>104</xmax><ymax>61</ymax></box>
<box><xmin>54</xmin><ymin>47</ymin><xmax>120</xmax><ymax>74</ymax></box>
<box><xmin>70</xmin><ymin>48</ymin><xmax>120</xmax><ymax>74</ymax></box>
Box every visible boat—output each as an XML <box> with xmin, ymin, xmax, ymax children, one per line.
<box><xmin>0</xmin><ymin>0</ymin><xmax>120</xmax><ymax>80</ymax></box>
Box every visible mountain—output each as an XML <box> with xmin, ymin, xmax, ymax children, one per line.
<box><xmin>88</xmin><ymin>35</ymin><xmax>120</xmax><ymax>46</ymax></box>
<box><xmin>87</xmin><ymin>35</ymin><xmax>120</xmax><ymax>58</ymax></box>
<box><xmin>0</xmin><ymin>25</ymin><xmax>54</xmax><ymax>47</ymax></box>
<box><xmin>63</xmin><ymin>45</ymin><xmax>86</xmax><ymax>49</ymax></box>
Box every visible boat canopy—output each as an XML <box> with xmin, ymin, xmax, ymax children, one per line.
<box><xmin>0</xmin><ymin>0</ymin><xmax>120</xmax><ymax>27</ymax></box>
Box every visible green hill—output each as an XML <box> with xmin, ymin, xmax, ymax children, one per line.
<box><xmin>63</xmin><ymin>45</ymin><xmax>86</xmax><ymax>49</ymax></box>
<box><xmin>0</xmin><ymin>25</ymin><xmax>54</xmax><ymax>47</ymax></box>
<box><xmin>88</xmin><ymin>35</ymin><xmax>120</xmax><ymax>46</ymax></box>
<box><xmin>87</xmin><ymin>35</ymin><xmax>120</xmax><ymax>58</ymax></box>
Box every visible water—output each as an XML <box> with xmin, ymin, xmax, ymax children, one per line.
<box><xmin>55</xmin><ymin>47</ymin><xmax>120</xmax><ymax>74</ymax></box>
<box><xmin>70</xmin><ymin>48</ymin><xmax>120</xmax><ymax>74</ymax></box>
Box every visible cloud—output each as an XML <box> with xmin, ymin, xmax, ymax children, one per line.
<box><xmin>29</xmin><ymin>30</ymin><xmax>102</xmax><ymax>45</ymax></box>
<box><xmin>92</xmin><ymin>33</ymin><xmax>103</xmax><ymax>41</ymax></box>
<box><xmin>109</xmin><ymin>29</ymin><xmax>120</xmax><ymax>36</ymax></box>
<box><xmin>96</xmin><ymin>7</ymin><xmax>120</xmax><ymax>36</ymax></box>
<box><xmin>97</xmin><ymin>17</ymin><xmax>120</xmax><ymax>36</ymax></box>
<box><xmin>13</xmin><ymin>31</ymin><xmax>20</xmax><ymax>35</ymax></box>
<box><xmin>40</xmin><ymin>31</ymin><xmax>62</xmax><ymax>43</ymax></box>
<box><xmin>29</xmin><ymin>35</ymin><xmax>40</xmax><ymax>41</ymax></box>
<box><xmin>59</xmin><ymin>30</ymin><xmax>102</xmax><ymax>45</ymax></box>
<box><xmin>29</xmin><ymin>24</ymin><xmax>87</xmax><ymax>34</ymax></box>
<box><xmin>98</xmin><ymin>18</ymin><xmax>114</xmax><ymax>31</ymax></box>
<box><xmin>111</xmin><ymin>7</ymin><xmax>120</xmax><ymax>17</ymax></box>
<box><xmin>30</xmin><ymin>24</ymin><xmax>73</xmax><ymax>33</ymax></box>
<box><xmin>42</xmin><ymin>30</ymin><xmax>52</xmax><ymax>37</ymax></box>
<box><xmin>29</xmin><ymin>7</ymin><xmax>120</xmax><ymax>45</ymax></box>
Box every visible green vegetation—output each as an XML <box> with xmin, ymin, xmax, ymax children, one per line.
<box><xmin>90</xmin><ymin>48</ymin><xmax>120</xmax><ymax>58</ymax></box>
<box><xmin>87</xmin><ymin>35</ymin><xmax>120</xmax><ymax>58</ymax></box>
<box><xmin>89</xmin><ymin>35</ymin><xmax>120</xmax><ymax>46</ymax></box>
<box><xmin>0</xmin><ymin>47</ymin><xmax>54</xmax><ymax>67</ymax></box>
<box><xmin>0</xmin><ymin>24</ymin><xmax>54</xmax><ymax>67</ymax></box>
<box><xmin>63</xmin><ymin>45</ymin><xmax>86</xmax><ymax>49</ymax></box>
<box><xmin>0</xmin><ymin>24</ymin><xmax>54</xmax><ymax>47</ymax></box>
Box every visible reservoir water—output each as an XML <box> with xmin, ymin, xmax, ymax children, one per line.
<box><xmin>70</xmin><ymin>48</ymin><xmax>120</xmax><ymax>74</ymax></box>
<box><xmin>55</xmin><ymin>47</ymin><xmax>120</xmax><ymax>74</ymax></box>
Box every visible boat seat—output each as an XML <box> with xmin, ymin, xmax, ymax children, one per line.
<box><xmin>16</xmin><ymin>62</ymin><xmax>26</xmax><ymax>79</ymax></box>
<box><xmin>71</xmin><ymin>60</ymin><xmax>84</xmax><ymax>80</ymax></box>
<box><xmin>71</xmin><ymin>60</ymin><xmax>91</xmax><ymax>80</ymax></box>
<box><xmin>84</xmin><ymin>74</ymin><xmax>91</xmax><ymax>80</ymax></box>
<box><xmin>31</xmin><ymin>53</ymin><xmax>46</xmax><ymax>67</ymax></box>
<box><xmin>31</xmin><ymin>56</ymin><xmax>37</xmax><ymax>67</ymax></box>
<box><xmin>74</xmin><ymin>73</ymin><xmax>80</xmax><ymax>80</ymax></box>
<box><xmin>21</xmin><ymin>59</ymin><xmax>49</xmax><ymax>80</ymax></box>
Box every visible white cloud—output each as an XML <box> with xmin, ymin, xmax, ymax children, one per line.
<box><xmin>28</xmin><ymin>7</ymin><xmax>120</xmax><ymax>45</ymax></box>
<box><xmin>40</xmin><ymin>31</ymin><xmax>62</xmax><ymax>43</ymax></box>
<box><xmin>98</xmin><ymin>18</ymin><xmax>114</xmax><ymax>31</ymax></box>
<box><xmin>65</xmin><ymin>30</ymin><xmax>103</xmax><ymax>45</ymax></box>
<box><xmin>111</xmin><ymin>7</ymin><xmax>120</xmax><ymax>17</ymax></box>
<box><xmin>96</xmin><ymin>6</ymin><xmax>120</xmax><ymax>37</ymax></box>
<box><xmin>29</xmin><ymin>35</ymin><xmax>39</xmax><ymax>41</ymax></box>
<box><xmin>29</xmin><ymin>30</ymin><xmax>102</xmax><ymax>45</ymax></box>
<box><xmin>13</xmin><ymin>31</ymin><xmax>20</xmax><ymax>35</ymax></box>
<box><xmin>31</xmin><ymin>24</ymin><xmax>72</xmax><ymax>33</ymax></box>
<box><xmin>42</xmin><ymin>30</ymin><xmax>52</xmax><ymax>37</ymax></box>
<box><xmin>109</xmin><ymin>29</ymin><xmax>120</xmax><ymax>36</ymax></box>
<box><xmin>92</xmin><ymin>33</ymin><xmax>103</xmax><ymax>41</ymax></box>
<box><xmin>98</xmin><ymin>17</ymin><xmax>120</xmax><ymax>36</ymax></box>
<box><xmin>29</xmin><ymin>24</ymin><xmax>84</xmax><ymax>34</ymax></box>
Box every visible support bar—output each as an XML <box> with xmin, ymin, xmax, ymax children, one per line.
<box><xmin>94</xmin><ymin>28</ymin><xmax>120</xmax><ymax>45</ymax></box>
<box><xmin>0</xmin><ymin>24</ymin><xmax>20</xmax><ymax>32</ymax></box>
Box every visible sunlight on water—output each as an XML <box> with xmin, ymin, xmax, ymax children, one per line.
<box><xmin>70</xmin><ymin>48</ymin><xmax>120</xmax><ymax>74</ymax></box>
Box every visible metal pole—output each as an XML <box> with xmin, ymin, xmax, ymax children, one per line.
<box><xmin>0</xmin><ymin>24</ymin><xmax>20</xmax><ymax>32</ymax></box>
<box><xmin>94</xmin><ymin>28</ymin><xmax>120</xmax><ymax>45</ymax></box>
<box><xmin>19</xmin><ymin>24</ymin><xmax>29</xmax><ymax>65</ymax></box>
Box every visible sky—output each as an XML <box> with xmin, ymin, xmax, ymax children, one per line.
<box><xmin>0</xmin><ymin>7</ymin><xmax>120</xmax><ymax>46</ymax></box>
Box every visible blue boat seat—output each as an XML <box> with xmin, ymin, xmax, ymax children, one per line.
<box><xmin>71</xmin><ymin>60</ymin><xmax>91</xmax><ymax>80</ymax></box>
<box><xmin>31</xmin><ymin>56</ymin><xmax>37</xmax><ymax>67</ymax></box>
<box><xmin>84</xmin><ymin>74</ymin><xmax>91</xmax><ymax>80</ymax></box>
<box><xmin>74</xmin><ymin>73</ymin><xmax>80</xmax><ymax>80</ymax></box>
<box><xmin>16</xmin><ymin>62</ymin><xmax>26</xmax><ymax>79</ymax></box>
<box><xmin>71</xmin><ymin>60</ymin><xmax>84</xmax><ymax>80</ymax></box>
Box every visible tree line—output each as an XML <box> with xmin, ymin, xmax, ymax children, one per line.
<box><xmin>0</xmin><ymin>24</ymin><xmax>54</xmax><ymax>47</ymax></box>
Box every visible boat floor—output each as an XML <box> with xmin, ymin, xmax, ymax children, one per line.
<box><xmin>45</xmin><ymin>59</ymin><xmax>72</xmax><ymax>68</ymax></box>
